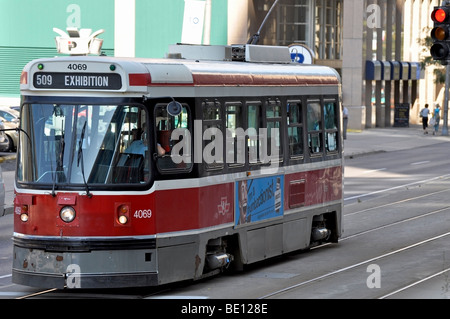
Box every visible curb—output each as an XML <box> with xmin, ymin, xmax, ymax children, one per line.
<box><xmin>344</xmin><ymin>150</ymin><xmax>386</xmax><ymax>159</ymax></box>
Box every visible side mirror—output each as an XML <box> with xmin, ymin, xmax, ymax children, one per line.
<box><xmin>167</xmin><ymin>100</ymin><xmax>183</xmax><ymax>116</ymax></box>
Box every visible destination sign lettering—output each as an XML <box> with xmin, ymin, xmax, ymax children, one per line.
<box><xmin>33</xmin><ymin>72</ymin><xmax>122</xmax><ymax>90</ymax></box>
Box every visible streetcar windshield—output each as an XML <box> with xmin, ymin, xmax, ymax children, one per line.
<box><xmin>17</xmin><ymin>103</ymin><xmax>150</xmax><ymax>187</ymax></box>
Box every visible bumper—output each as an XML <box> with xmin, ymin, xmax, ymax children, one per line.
<box><xmin>12</xmin><ymin>245</ymin><xmax>158</xmax><ymax>289</ymax></box>
<box><xmin>12</xmin><ymin>269</ymin><xmax>158</xmax><ymax>289</ymax></box>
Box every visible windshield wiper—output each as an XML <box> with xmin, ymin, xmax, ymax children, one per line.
<box><xmin>77</xmin><ymin>121</ymin><xmax>92</xmax><ymax>198</ymax></box>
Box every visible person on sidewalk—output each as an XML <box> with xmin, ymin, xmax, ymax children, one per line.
<box><xmin>432</xmin><ymin>103</ymin><xmax>441</xmax><ymax>135</ymax></box>
<box><xmin>420</xmin><ymin>104</ymin><xmax>430</xmax><ymax>134</ymax></box>
<box><xmin>343</xmin><ymin>106</ymin><xmax>348</xmax><ymax>140</ymax></box>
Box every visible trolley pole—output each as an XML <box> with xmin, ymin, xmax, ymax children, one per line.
<box><xmin>443</xmin><ymin>64</ymin><xmax>449</xmax><ymax>136</ymax></box>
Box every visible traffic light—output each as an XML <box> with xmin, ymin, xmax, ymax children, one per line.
<box><xmin>431</xmin><ymin>6</ymin><xmax>450</xmax><ymax>62</ymax></box>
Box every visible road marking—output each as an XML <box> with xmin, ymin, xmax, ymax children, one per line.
<box><xmin>363</xmin><ymin>168</ymin><xmax>386</xmax><ymax>174</ymax></box>
<box><xmin>410</xmin><ymin>161</ymin><xmax>430</xmax><ymax>166</ymax></box>
<box><xmin>0</xmin><ymin>274</ymin><xmax>12</xmax><ymax>279</ymax></box>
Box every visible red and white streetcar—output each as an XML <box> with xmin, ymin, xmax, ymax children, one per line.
<box><xmin>12</xmin><ymin>39</ymin><xmax>343</xmax><ymax>288</ymax></box>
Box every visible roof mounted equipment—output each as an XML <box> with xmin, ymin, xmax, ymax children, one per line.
<box><xmin>54</xmin><ymin>27</ymin><xmax>104</xmax><ymax>56</ymax></box>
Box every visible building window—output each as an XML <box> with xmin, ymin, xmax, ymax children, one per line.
<box><xmin>255</xmin><ymin>0</ymin><xmax>342</xmax><ymax>61</ymax></box>
<box><xmin>276</xmin><ymin>0</ymin><xmax>310</xmax><ymax>46</ymax></box>
<box><xmin>314</xmin><ymin>0</ymin><xmax>342</xmax><ymax>60</ymax></box>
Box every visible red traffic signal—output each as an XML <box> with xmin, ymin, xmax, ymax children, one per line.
<box><xmin>432</xmin><ymin>7</ymin><xmax>450</xmax><ymax>23</ymax></box>
<box><xmin>430</xmin><ymin>6</ymin><xmax>450</xmax><ymax>62</ymax></box>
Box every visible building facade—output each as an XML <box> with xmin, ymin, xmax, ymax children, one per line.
<box><xmin>342</xmin><ymin>0</ymin><xmax>440</xmax><ymax>130</ymax></box>
<box><xmin>0</xmin><ymin>0</ymin><xmax>440</xmax><ymax>130</ymax></box>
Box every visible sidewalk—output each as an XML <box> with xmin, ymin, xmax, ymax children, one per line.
<box><xmin>344</xmin><ymin>124</ymin><xmax>450</xmax><ymax>159</ymax></box>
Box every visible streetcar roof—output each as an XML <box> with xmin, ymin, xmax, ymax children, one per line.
<box><xmin>20</xmin><ymin>53</ymin><xmax>340</xmax><ymax>97</ymax></box>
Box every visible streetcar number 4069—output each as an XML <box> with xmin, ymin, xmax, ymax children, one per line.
<box><xmin>134</xmin><ymin>209</ymin><xmax>152</xmax><ymax>218</ymax></box>
<box><xmin>67</xmin><ymin>63</ymin><xmax>88</xmax><ymax>71</ymax></box>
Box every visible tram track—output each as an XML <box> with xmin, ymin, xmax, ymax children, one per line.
<box><xmin>258</xmin><ymin>231</ymin><xmax>450</xmax><ymax>299</ymax></box>
<box><xmin>378</xmin><ymin>267</ymin><xmax>450</xmax><ymax>299</ymax></box>
<box><xmin>344</xmin><ymin>187</ymin><xmax>450</xmax><ymax>218</ymax></box>
<box><xmin>256</xmin><ymin>176</ymin><xmax>450</xmax><ymax>299</ymax></box>
<box><xmin>342</xmin><ymin>205</ymin><xmax>450</xmax><ymax>241</ymax></box>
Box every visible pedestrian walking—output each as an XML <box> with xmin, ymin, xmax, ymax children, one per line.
<box><xmin>432</xmin><ymin>103</ymin><xmax>440</xmax><ymax>135</ymax></box>
<box><xmin>420</xmin><ymin>104</ymin><xmax>430</xmax><ymax>134</ymax></box>
<box><xmin>343</xmin><ymin>106</ymin><xmax>348</xmax><ymax>140</ymax></box>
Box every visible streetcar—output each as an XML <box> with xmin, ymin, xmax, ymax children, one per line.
<box><xmin>12</xmin><ymin>42</ymin><xmax>343</xmax><ymax>288</ymax></box>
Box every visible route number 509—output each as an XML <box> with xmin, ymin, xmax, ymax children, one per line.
<box><xmin>35</xmin><ymin>74</ymin><xmax>53</xmax><ymax>86</ymax></box>
<box><xmin>134</xmin><ymin>209</ymin><xmax>152</xmax><ymax>219</ymax></box>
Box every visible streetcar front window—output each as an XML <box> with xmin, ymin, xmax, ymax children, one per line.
<box><xmin>17</xmin><ymin>103</ymin><xmax>150</xmax><ymax>187</ymax></box>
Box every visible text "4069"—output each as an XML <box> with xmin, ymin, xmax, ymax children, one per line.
<box><xmin>134</xmin><ymin>209</ymin><xmax>152</xmax><ymax>219</ymax></box>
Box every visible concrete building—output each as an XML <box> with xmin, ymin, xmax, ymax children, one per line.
<box><xmin>0</xmin><ymin>0</ymin><xmax>441</xmax><ymax>131</ymax></box>
<box><xmin>343</xmin><ymin>0</ymin><xmax>441</xmax><ymax>130</ymax></box>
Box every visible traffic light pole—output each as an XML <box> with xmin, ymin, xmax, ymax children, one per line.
<box><xmin>444</xmin><ymin>1</ymin><xmax>450</xmax><ymax>136</ymax></box>
<box><xmin>444</xmin><ymin>64</ymin><xmax>449</xmax><ymax>136</ymax></box>
<box><xmin>445</xmin><ymin>0</ymin><xmax>450</xmax><ymax>136</ymax></box>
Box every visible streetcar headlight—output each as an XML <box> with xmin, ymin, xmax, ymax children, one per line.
<box><xmin>20</xmin><ymin>205</ymin><xmax>29</xmax><ymax>222</ymax></box>
<box><xmin>20</xmin><ymin>213</ymin><xmax>29</xmax><ymax>222</ymax></box>
<box><xmin>60</xmin><ymin>206</ymin><xmax>76</xmax><ymax>223</ymax></box>
<box><xmin>118</xmin><ymin>215</ymin><xmax>128</xmax><ymax>224</ymax></box>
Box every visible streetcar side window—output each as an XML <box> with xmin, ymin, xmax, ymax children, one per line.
<box><xmin>155</xmin><ymin>103</ymin><xmax>192</xmax><ymax>173</ymax></box>
<box><xmin>307</xmin><ymin>101</ymin><xmax>323</xmax><ymax>155</ymax></box>
<box><xmin>287</xmin><ymin>100</ymin><xmax>303</xmax><ymax>158</ymax></box>
<box><xmin>324</xmin><ymin>101</ymin><xmax>339</xmax><ymax>153</ymax></box>
<box><xmin>247</xmin><ymin>101</ymin><xmax>262</xmax><ymax>164</ymax></box>
<box><xmin>225</xmin><ymin>102</ymin><xmax>244</xmax><ymax>167</ymax></box>
<box><xmin>203</xmin><ymin>101</ymin><xmax>224</xmax><ymax>170</ymax></box>
<box><xmin>203</xmin><ymin>101</ymin><xmax>221</xmax><ymax>120</ymax></box>
<box><xmin>265</xmin><ymin>100</ymin><xmax>283</xmax><ymax>161</ymax></box>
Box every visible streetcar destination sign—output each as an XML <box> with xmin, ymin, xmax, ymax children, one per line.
<box><xmin>33</xmin><ymin>72</ymin><xmax>122</xmax><ymax>90</ymax></box>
